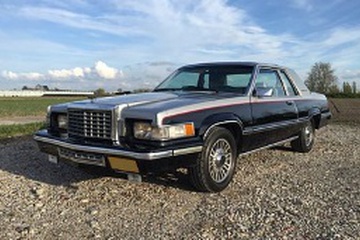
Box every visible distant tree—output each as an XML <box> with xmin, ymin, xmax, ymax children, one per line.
<box><xmin>94</xmin><ymin>88</ymin><xmax>107</xmax><ymax>97</ymax></box>
<box><xmin>328</xmin><ymin>85</ymin><xmax>340</xmax><ymax>94</ymax></box>
<box><xmin>305</xmin><ymin>62</ymin><xmax>338</xmax><ymax>94</ymax></box>
<box><xmin>342</xmin><ymin>82</ymin><xmax>352</xmax><ymax>94</ymax></box>
<box><xmin>22</xmin><ymin>85</ymin><xmax>29</xmax><ymax>90</ymax></box>
<box><xmin>353</xmin><ymin>81</ymin><xmax>357</xmax><ymax>94</ymax></box>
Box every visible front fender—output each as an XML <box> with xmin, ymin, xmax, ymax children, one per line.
<box><xmin>308</xmin><ymin>107</ymin><xmax>321</xmax><ymax>118</ymax></box>
<box><xmin>308</xmin><ymin>107</ymin><xmax>322</xmax><ymax>128</ymax></box>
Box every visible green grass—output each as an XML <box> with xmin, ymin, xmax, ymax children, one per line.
<box><xmin>0</xmin><ymin>97</ymin><xmax>84</xmax><ymax>138</ymax></box>
<box><xmin>0</xmin><ymin>97</ymin><xmax>85</xmax><ymax>117</ymax></box>
<box><xmin>0</xmin><ymin>122</ymin><xmax>46</xmax><ymax>139</ymax></box>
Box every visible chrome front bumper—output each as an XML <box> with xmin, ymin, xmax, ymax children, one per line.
<box><xmin>34</xmin><ymin>130</ymin><xmax>203</xmax><ymax>161</ymax></box>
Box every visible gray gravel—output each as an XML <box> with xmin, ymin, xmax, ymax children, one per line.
<box><xmin>0</xmin><ymin>123</ymin><xmax>359</xmax><ymax>239</ymax></box>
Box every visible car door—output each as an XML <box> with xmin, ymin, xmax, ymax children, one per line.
<box><xmin>248</xmin><ymin>68</ymin><xmax>298</xmax><ymax>150</ymax></box>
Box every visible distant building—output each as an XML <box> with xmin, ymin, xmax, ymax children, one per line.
<box><xmin>35</xmin><ymin>84</ymin><xmax>49</xmax><ymax>91</ymax></box>
<box><xmin>22</xmin><ymin>84</ymin><xmax>50</xmax><ymax>91</ymax></box>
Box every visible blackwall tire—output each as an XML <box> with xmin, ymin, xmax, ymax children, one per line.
<box><xmin>189</xmin><ymin>127</ymin><xmax>237</xmax><ymax>192</ymax></box>
<box><xmin>291</xmin><ymin>120</ymin><xmax>315</xmax><ymax>153</ymax></box>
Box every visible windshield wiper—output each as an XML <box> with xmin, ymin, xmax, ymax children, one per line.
<box><xmin>180</xmin><ymin>86</ymin><xmax>219</xmax><ymax>93</ymax></box>
<box><xmin>154</xmin><ymin>87</ymin><xmax>219</xmax><ymax>93</ymax></box>
<box><xmin>153</xmin><ymin>88</ymin><xmax>181</xmax><ymax>92</ymax></box>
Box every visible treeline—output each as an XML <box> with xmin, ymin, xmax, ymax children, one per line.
<box><xmin>326</xmin><ymin>92</ymin><xmax>360</xmax><ymax>98</ymax></box>
<box><xmin>326</xmin><ymin>82</ymin><xmax>359</xmax><ymax>98</ymax></box>
<box><xmin>93</xmin><ymin>88</ymin><xmax>151</xmax><ymax>97</ymax></box>
<box><xmin>305</xmin><ymin>62</ymin><xmax>359</xmax><ymax>98</ymax></box>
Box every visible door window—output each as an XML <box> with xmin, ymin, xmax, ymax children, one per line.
<box><xmin>279</xmin><ymin>71</ymin><xmax>297</xmax><ymax>96</ymax></box>
<box><xmin>256</xmin><ymin>69</ymin><xmax>285</xmax><ymax>97</ymax></box>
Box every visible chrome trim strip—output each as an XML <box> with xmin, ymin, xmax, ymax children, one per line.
<box><xmin>34</xmin><ymin>135</ymin><xmax>202</xmax><ymax>161</ymax></box>
<box><xmin>249</xmin><ymin>117</ymin><xmax>308</xmax><ymax>134</ymax></box>
<box><xmin>203</xmin><ymin>120</ymin><xmax>242</xmax><ymax>139</ymax></box>
<box><xmin>173</xmin><ymin>146</ymin><xmax>203</xmax><ymax>156</ymax></box>
<box><xmin>243</xmin><ymin>128</ymin><xmax>252</xmax><ymax>135</ymax></box>
<box><xmin>239</xmin><ymin>136</ymin><xmax>299</xmax><ymax>157</ymax></box>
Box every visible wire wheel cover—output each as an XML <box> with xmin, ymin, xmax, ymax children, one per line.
<box><xmin>304</xmin><ymin>124</ymin><xmax>314</xmax><ymax>147</ymax></box>
<box><xmin>208</xmin><ymin>138</ymin><xmax>233</xmax><ymax>183</ymax></box>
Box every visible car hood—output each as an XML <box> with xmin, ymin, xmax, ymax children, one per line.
<box><xmin>72</xmin><ymin>92</ymin><xmax>179</xmax><ymax>108</ymax></box>
<box><xmin>120</xmin><ymin>91</ymin><xmax>247</xmax><ymax>125</ymax></box>
<box><xmin>55</xmin><ymin>91</ymin><xmax>247</xmax><ymax>125</ymax></box>
<box><xmin>68</xmin><ymin>91</ymin><xmax>233</xmax><ymax>109</ymax></box>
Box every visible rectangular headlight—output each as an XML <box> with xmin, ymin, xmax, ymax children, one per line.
<box><xmin>57</xmin><ymin>114</ymin><xmax>68</xmax><ymax>129</ymax></box>
<box><xmin>133</xmin><ymin>122</ymin><xmax>195</xmax><ymax>140</ymax></box>
<box><xmin>46</xmin><ymin>106</ymin><xmax>51</xmax><ymax>127</ymax></box>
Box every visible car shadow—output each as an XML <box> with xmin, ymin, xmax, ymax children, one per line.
<box><xmin>271</xmin><ymin>145</ymin><xmax>295</xmax><ymax>152</ymax></box>
<box><xmin>0</xmin><ymin>136</ymin><xmax>196</xmax><ymax>191</ymax></box>
<box><xmin>142</xmin><ymin>170</ymin><xmax>196</xmax><ymax>192</ymax></box>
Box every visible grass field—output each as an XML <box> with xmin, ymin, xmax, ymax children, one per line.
<box><xmin>0</xmin><ymin>97</ymin><xmax>85</xmax><ymax>117</ymax></box>
<box><xmin>0</xmin><ymin>122</ymin><xmax>46</xmax><ymax>139</ymax></box>
<box><xmin>0</xmin><ymin>97</ymin><xmax>85</xmax><ymax>138</ymax></box>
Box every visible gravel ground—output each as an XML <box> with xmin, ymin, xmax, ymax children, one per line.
<box><xmin>0</xmin><ymin>123</ymin><xmax>359</xmax><ymax>239</ymax></box>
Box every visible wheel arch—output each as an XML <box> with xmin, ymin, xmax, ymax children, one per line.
<box><xmin>199</xmin><ymin>113</ymin><xmax>243</xmax><ymax>153</ymax></box>
<box><xmin>308</xmin><ymin>107</ymin><xmax>321</xmax><ymax>129</ymax></box>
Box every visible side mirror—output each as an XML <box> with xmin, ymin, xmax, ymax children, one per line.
<box><xmin>255</xmin><ymin>87</ymin><xmax>274</xmax><ymax>97</ymax></box>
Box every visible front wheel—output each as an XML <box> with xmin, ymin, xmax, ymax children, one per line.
<box><xmin>189</xmin><ymin>127</ymin><xmax>237</xmax><ymax>192</ymax></box>
<box><xmin>291</xmin><ymin>120</ymin><xmax>315</xmax><ymax>153</ymax></box>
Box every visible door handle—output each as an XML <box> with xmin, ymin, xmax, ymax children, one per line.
<box><xmin>286</xmin><ymin>101</ymin><xmax>293</xmax><ymax>105</ymax></box>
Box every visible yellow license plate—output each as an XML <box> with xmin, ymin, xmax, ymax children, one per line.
<box><xmin>108</xmin><ymin>156</ymin><xmax>139</xmax><ymax>173</ymax></box>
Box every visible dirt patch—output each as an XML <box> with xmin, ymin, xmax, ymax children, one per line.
<box><xmin>0</xmin><ymin>116</ymin><xmax>45</xmax><ymax>125</ymax></box>
<box><xmin>329</xmin><ymin>98</ymin><xmax>360</xmax><ymax>123</ymax></box>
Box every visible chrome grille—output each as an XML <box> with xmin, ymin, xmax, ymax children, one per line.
<box><xmin>68</xmin><ymin>109</ymin><xmax>112</xmax><ymax>140</ymax></box>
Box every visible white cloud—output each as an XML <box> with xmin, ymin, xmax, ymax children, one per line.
<box><xmin>1</xmin><ymin>70</ymin><xmax>44</xmax><ymax>80</ymax></box>
<box><xmin>17</xmin><ymin>0</ymin><xmax>295</xmax><ymax>63</ymax></box>
<box><xmin>2</xmin><ymin>61</ymin><xmax>122</xmax><ymax>82</ymax></box>
<box><xmin>323</xmin><ymin>27</ymin><xmax>360</xmax><ymax>47</ymax></box>
<box><xmin>0</xmin><ymin>61</ymin><xmax>175</xmax><ymax>91</ymax></box>
<box><xmin>19</xmin><ymin>7</ymin><xmax>146</xmax><ymax>37</ymax></box>
<box><xmin>46</xmin><ymin>64</ymin><xmax>120</xmax><ymax>80</ymax></box>
<box><xmin>94</xmin><ymin>61</ymin><xmax>120</xmax><ymax>79</ymax></box>
<box><xmin>1</xmin><ymin>70</ymin><xmax>18</xmax><ymax>80</ymax></box>
<box><xmin>48</xmin><ymin>68</ymin><xmax>83</xmax><ymax>78</ymax></box>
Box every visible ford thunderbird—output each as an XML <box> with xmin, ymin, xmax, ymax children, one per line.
<box><xmin>34</xmin><ymin>62</ymin><xmax>331</xmax><ymax>192</ymax></box>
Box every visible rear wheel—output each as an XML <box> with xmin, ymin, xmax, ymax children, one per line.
<box><xmin>291</xmin><ymin>120</ymin><xmax>315</xmax><ymax>152</ymax></box>
<box><xmin>189</xmin><ymin>127</ymin><xmax>237</xmax><ymax>192</ymax></box>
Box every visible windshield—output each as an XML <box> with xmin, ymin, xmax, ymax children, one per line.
<box><xmin>155</xmin><ymin>66</ymin><xmax>254</xmax><ymax>94</ymax></box>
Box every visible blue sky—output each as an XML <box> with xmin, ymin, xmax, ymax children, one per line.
<box><xmin>0</xmin><ymin>0</ymin><xmax>359</xmax><ymax>91</ymax></box>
